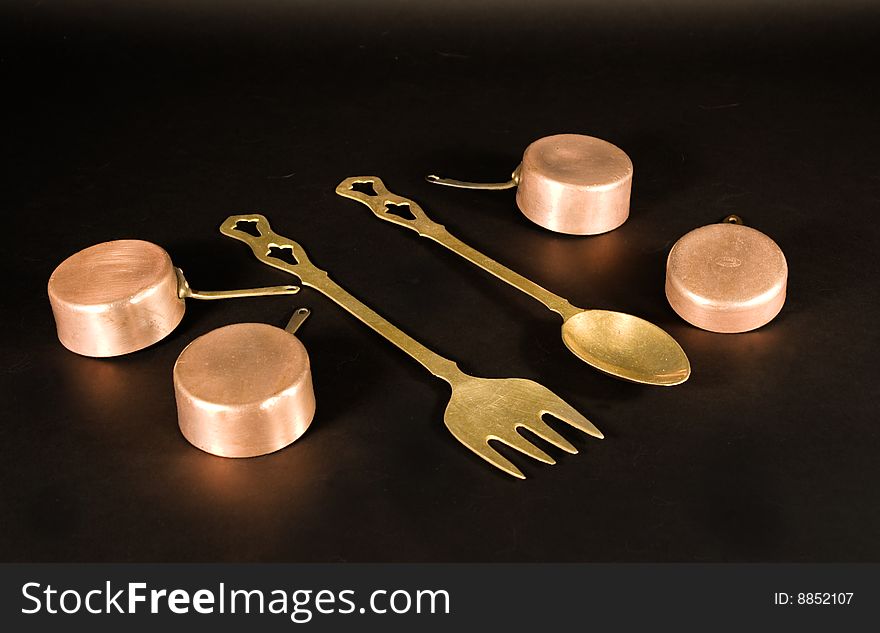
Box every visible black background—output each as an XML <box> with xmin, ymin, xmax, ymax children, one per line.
<box><xmin>1</xmin><ymin>1</ymin><xmax>878</xmax><ymax>562</ymax></box>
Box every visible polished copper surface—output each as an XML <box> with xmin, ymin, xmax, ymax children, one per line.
<box><xmin>48</xmin><ymin>240</ymin><xmax>185</xmax><ymax>357</ymax></box>
<box><xmin>174</xmin><ymin>323</ymin><xmax>315</xmax><ymax>458</ymax></box>
<box><xmin>666</xmin><ymin>222</ymin><xmax>788</xmax><ymax>333</ymax></box>
<box><xmin>516</xmin><ymin>134</ymin><xmax>633</xmax><ymax>235</ymax></box>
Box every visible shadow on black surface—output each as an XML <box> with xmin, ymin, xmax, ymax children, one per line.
<box><xmin>306</xmin><ymin>332</ymin><xmax>387</xmax><ymax>425</ymax></box>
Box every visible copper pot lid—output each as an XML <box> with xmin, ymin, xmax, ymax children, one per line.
<box><xmin>174</xmin><ymin>309</ymin><xmax>316</xmax><ymax>458</ymax></box>
<box><xmin>427</xmin><ymin>133</ymin><xmax>633</xmax><ymax>235</ymax></box>
<box><xmin>665</xmin><ymin>216</ymin><xmax>788</xmax><ymax>333</ymax></box>
<box><xmin>47</xmin><ymin>239</ymin><xmax>300</xmax><ymax>357</ymax></box>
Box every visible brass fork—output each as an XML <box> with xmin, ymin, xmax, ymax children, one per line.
<box><xmin>220</xmin><ymin>214</ymin><xmax>603</xmax><ymax>479</ymax></box>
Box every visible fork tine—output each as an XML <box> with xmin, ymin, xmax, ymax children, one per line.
<box><xmin>467</xmin><ymin>440</ymin><xmax>527</xmax><ymax>479</ymax></box>
<box><xmin>544</xmin><ymin>400</ymin><xmax>604</xmax><ymax>439</ymax></box>
<box><xmin>522</xmin><ymin>419</ymin><xmax>578</xmax><ymax>454</ymax></box>
<box><xmin>498</xmin><ymin>431</ymin><xmax>556</xmax><ymax>465</ymax></box>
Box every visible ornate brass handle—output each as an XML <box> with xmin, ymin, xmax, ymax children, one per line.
<box><xmin>219</xmin><ymin>214</ymin><xmax>460</xmax><ymax>382</ymax></box>
<box><xmin>335</xmin><ymin>176</ymin><xmax>579</xmax><ymax>320</ymax></box>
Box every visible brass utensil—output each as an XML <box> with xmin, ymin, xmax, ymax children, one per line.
<box><xmin>336</xmin><ymin>176</ymin><xmax>691</xmax><ymax>386</ymax></box>
<box><xmin>220</xmin><ymin>214</ymin><xmax>602</xmax><ymax>479</ymax></box>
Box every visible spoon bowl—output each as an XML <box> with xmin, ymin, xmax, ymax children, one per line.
<box><xmin>561</xmin><ymin>310</ymin><xmax>690</xmax><ymax>386</ymax></box>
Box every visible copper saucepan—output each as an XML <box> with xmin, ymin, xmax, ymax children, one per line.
<box><xmin>427</xmin><ymin>133</ymin><xmax>633</xmax><ymax>235</ymax></box>
<box><xmin>48</xmin><ymin>239</ymin><xmax>300</xmax><ymax>357</ymax></box>
<box><xmin>666</xmin><ymin>216</ymin><xmax>788</xmax><ymax>333</ymax></box>
<box><xmin>174</xmin><ymin>308</ymin><xmax>316</xmax><ymax>458</ymax></box>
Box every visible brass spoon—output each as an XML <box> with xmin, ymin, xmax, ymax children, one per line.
<box><xmin>336</xmin><ymin>176</ymin><xmax>690</xmax><ymax>386</ymax></box>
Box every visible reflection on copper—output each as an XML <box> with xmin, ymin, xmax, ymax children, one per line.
<box><xmin>527</xmin><ymin>229</ymin><xmax>629</xmax><ymax>293</ymax></box>
<box><xmin>56</xmin><ymin>355</ymin><xmax>135</xmax><ymax>418</ymax></box>
<box><xmin>48</xmin><ymin>240</ymin><xmax>185</xmax><ymax>358</ymax></box>
<box><xmin>673</xmin><ymin>322</ymin><xmax>785</xmax><ymax>358</ymax></box>
<box><xmin>149</xmin><ymin>448</ymin><xmax>326</xmax><ymax>551</ymax></box>
<box><xmin>170</xmin><ymin>452</ymin><xmax>321</xmax><ymax>506</ymax></box>
<box><xmin>174</xmin><ymin>323</ymin><xmax>316</xmax><ymax>458</ymax></box>
<box><xmin>670</xmin><ymin>322</ymin><xmax>789</xmax><ymax>390</ymax></box>
<box><xmin>517</xmin><ymin>134</ymin><xmax>633</xmax><ymax>235</ymax></box>
<box><xmin>666</xmin><ymin>223</ymin><xmax>788</xmax><ymax>333</ymax></box>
